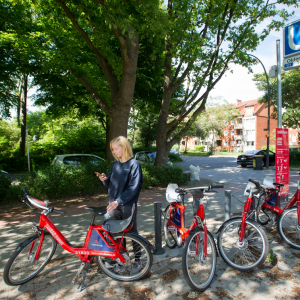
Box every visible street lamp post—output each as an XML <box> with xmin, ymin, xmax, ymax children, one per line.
<box><xmin>245</xmin><ymin>53</ymin><xmax>271</xmax><ymax>170</ymax></box>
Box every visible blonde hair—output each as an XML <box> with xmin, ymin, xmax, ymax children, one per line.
<box><xmin>110</xmin><ymin>136</ymin><xmax>133</xmax><ymax>161</ymax></box>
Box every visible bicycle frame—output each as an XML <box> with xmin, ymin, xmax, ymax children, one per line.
<box><xmin>166</xmin><ymin>198</ymin><xmax>207</xmax><ymax>257</ymax></box>
<box><xmin>34</xmin><ymin>213</ymin><xmax>130</xmax><ymax>264</ymax></box>
<box><xmin>261</xmin><ymin>181</ymin><xmax>300</xmax><ymax>216</ymax></box>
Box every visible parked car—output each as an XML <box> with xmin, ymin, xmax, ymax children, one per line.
<box><xmin>237</xmin><ymin>150</ymin><xmax>276</xmax><ymax>168</ymax></box>
<box><xmin>52</xmin><ymin>154</ymin><xmax>105</xmax><ymax>167</ymax></box>
<box><xmin>170</xmin><ymin>148</ymin><xmax>180</xmax><ymax>156</ymax></box>
<box><xmin>134</xmin><ymin>151</ymin><xmax>173</xmax><ymax>165</ymax></box>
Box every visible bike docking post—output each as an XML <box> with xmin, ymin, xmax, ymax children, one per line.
<box><xmin>224</xmin><ymin>190</ymin><xmax>231</xmax><ymax>221</ymax></box>
<box><xmin>153</xmin><ymin>202</ymin><xmax>165</xmax><ymax>255</ymax></box>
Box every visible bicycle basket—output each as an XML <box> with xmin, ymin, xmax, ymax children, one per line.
<box><xmin>244</xmin><ymin>181</ymin><xmax>256</xmax><ymax>196</ymax></box>
<box><xmin>166</xmin><ymin>184</ymin><xmax>181</xmax><ymax>203</ymax></box>
<box><xmin>263</xmin><ymin>176</ymin><xmax>275</xmax><ymax>189</ymax></box>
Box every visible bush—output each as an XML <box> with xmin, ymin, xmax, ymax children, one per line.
<box><xmin>194</xmin><ymin>145</ymin><xmax>205</xmax><ymax>152</ymax></box>
<box><xmin>168</xmin><ymin>152</ymin><xmax>183</xmax><ymax>163</ymax></box>
<box><xmin>19</xmin><ymin>162</ymin><xmax>111</xmax><ymax>200</ymax></box>
<box><xmin>172</xmin><ymin>145</ymin><xmax>179</xmax><ymax>151</ymax></box>
<box><xmin>141</xmin><ymin>163</ymin><xmax>187</xmax><ymax>188</ymax></box>
<box><xmin>261</xmin><ymin>145</ymin><xmax>276</xmax><ymax>152</ymax></box>
<box><xmin>290</xmin><ymin>151</ymin><xmax>300</xmax><ymax>165</ymax></box>
<box><xmin>222</xmin><ymin>149</ymin><xmax>227</xmax><ymax>152</ymax></box>
<box><xmin>132</xmin><ymin>145</ymin><xmax>156</xmax><ymax>154</ymax></box>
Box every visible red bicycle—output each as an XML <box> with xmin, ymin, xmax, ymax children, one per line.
<box><xmin>3</xmin><ymin>187</ymin><xmax>153</xmax><ymax>292</ymax></box>
<box><xmin>164</xmin><ymin>183</ymin><xmax>223</xmax><ymax>292</ymax></box>
<box><xmin>217</xmin><ymin>179</ymin><xmax>269</xmax><ymax>271</ymax></box>
<box><xmin>256</xmin><ymin>176</ymin><xmax>300</xmax><ymax>249</ymax></box>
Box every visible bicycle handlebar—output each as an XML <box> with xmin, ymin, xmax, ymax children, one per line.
<box><xmin>211</xmin><ymin>185</ymin><xmax>224</xmax><ymax>189</ymax></box>
<box><xmin>249</xmin><ymin>179</ymin><xmax>260</xmax><ymax>188</ymax></box>
<box><xmin>51</xmin><ymin>208</ymin><xmax>66</xmax><ymax>215</ymax></box>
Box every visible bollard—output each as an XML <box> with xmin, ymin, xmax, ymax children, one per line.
<box><xmin>224</xmin><ymin>190</ymin><xmax>231</xmax><ymax>221</ymax></box>
<box><xmin>153</xmin><ymin>202</ymin><xmax>165</xmax><ymax>255</ymax></box>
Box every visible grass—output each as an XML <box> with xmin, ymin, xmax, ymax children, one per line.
<box><xmin>180</xmin><ymin>151</ymin><xmax>211</xmax><ymax>156</ymax></box>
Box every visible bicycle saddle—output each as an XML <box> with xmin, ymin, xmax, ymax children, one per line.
<box><xmin>85</xmin><ymin>206</ymin><xmax>107</xmax><ymax>216</ymax></box>
<box><xmin>102</xmin><ymin>206</ymin><xmax>135</xmax><ymax>233</ymax></box>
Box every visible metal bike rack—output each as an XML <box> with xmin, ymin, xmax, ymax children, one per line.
<box><xmin>153</xmin><ymin>202</ymin><xmax>165</xmax><ymax>255</ymax></box>
<box><xmin>224</xmin><ymin>190</ymin><xmax>231</xmax><ymax>221</ymax></box>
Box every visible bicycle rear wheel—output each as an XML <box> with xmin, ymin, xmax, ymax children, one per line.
<box><xmin>278</xmin><ymin>206</ymin><xmax>300</xmax><ymax>249</ymax></box>
<box><xmin>182</xmin><ymin>228</ymin><xmax>217</xmax><ymax>292</ymax></box>
<box><xmin>4</xmin><ymin>233</ymin><xmax>57</xmax><ymax>286</ymax></box>
<box><xmin>96</xmin><ymin>232</ymin><xmax>152</xmax><ymax>281</ymax></box>
<box><xmin>217</xmin><ymin>218</ymin><xmax>268</xmax><ymax>271</ymax></box>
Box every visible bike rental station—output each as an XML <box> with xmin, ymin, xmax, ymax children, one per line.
<box><xmin>3</xmin><ymin>20</ymin><xmax>300</xmax><ymax>298</ymax></box>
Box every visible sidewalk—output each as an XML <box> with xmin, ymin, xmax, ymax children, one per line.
<box><xmin>1</xmin><ymin>168</ymin><xmax>300</xmax><ymax>299</ymax></box>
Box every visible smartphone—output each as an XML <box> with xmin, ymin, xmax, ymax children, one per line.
<box><xmin>95</xmin><ymin>172</ymin><xmax>101</xmax><ymax>176</ymax></box>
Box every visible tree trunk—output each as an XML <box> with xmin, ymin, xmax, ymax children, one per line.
<box><xmin>19</xmin><ymin>74</ymin><xmax>28</xmax><ymax>156</ymax></box>
<box><xmin>17</xmin><ymin>79</ymin><xmax>24</xmax><ymax>127</ymax></box>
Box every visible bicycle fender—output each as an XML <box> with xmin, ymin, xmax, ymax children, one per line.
<box><xmin>15</xmin><ymin>232</ymin><xmax>50</xmax><ymax>252</ymax></box>
<box><xmin>216</xmin><ymin>217</ymin><xmax>243</xmax><ymax>234</ymax></box>
<box><xmin>127</xmin><ymin>232</ymin><xmax>151</xmax><ymax>247</ymax></box>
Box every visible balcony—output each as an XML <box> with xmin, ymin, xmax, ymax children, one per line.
<box><xmin>234</xmin><ymin>124</ymin><xmax>243</xmax><ymax>129</ymax></box>
<box><xmin>234</xmin><ymin>135</ymin><xmax>243</xmax><ymax>140</ymax></box>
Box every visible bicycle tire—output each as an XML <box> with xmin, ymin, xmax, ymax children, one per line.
<box><xmin>96</xmin><ymin>232</ymin><xmax>153</xmax><ymax>281</ymax></box>
<box><xmin>182</xmin><ymin>228</ymin><xmax>217</xmax><ymax>292</ymax></box>
<box><xmin>278</xmin><ymin>206</ymin><xmax>300</xmax><ymax>249</ymax></box>
<box><xmin>4</xmin><ymin>232</ymin><xmax>57</xmax><ymax>286</ymax></box>
<box><xmin>217</xmin><ymin>217</ymin><xmax>268</xmax><ymax>271</ymax></box>
<box><xmin>256</xmin><ymin>193</ymin><xmax>269</xmax><ymax>225</ymax></box>
<box><xmin>163</xmin><ymin>205</ymin><xmax>177</xmax><ymax>249</ymax></box>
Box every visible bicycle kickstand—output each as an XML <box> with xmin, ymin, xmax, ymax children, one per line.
<box><xmin>72</xmin><ymin>262</ymin><xmax>86</xmax><ymax>286</ymax></box>
<box><xmin>77</xmin><ymin>262</ymin><xmax>91</xmax><ymax>293</ymax></box>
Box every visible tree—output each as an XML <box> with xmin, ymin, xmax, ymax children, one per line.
<box><xmin>31</xmin><ymin>0</ymin><xmax>164</xmax><ymax>161</ymax></box>
<box><xmin>254</xmin><ymin>68</ymin><xmax>300</xmax><ymax>143</ymax></box>
<box><xmin>154</xmin><ymin>0</ymin><xmax>298</xmax><ymax>165</ymax></box>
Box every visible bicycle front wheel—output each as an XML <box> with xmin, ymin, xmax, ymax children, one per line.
<box><xmin>163</xmin><ymin>205</ymin><xmax>177</xmax><ymax>249</ymax></box>
<box><xmin>217</xmin><ymin>218</ymin><xmax>268</xmax><ymax>271</ymax></box>
<box><xmin>96</xmin><ymin>232</ymin><xmax>153</xmax><ymax>281</ymax></box>
<box><xmin>256</xmin><ymin>193</ymin><xmax>270</xmax><ymax>225</ymax></box>
<box><xmin>182</xmin><ymin>228</ymin><xmax>217</xmax><ymax>292</ymax></box>
<box><xmin>278</xmin><ymin>206</ymin><xmax>300</xmax><ymax>249</ymax></box>
<box><xmin>4</xmin><ymin>233</ymin><xmax>57</xmax><ymax>286</ymax></box>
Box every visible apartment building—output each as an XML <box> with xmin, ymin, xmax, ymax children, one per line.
<box><xmin>181</xmin><ymin>99</ymin><xmax>299</xmax><ymax>152</ymax></box>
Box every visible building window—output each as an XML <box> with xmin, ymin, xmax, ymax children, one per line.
<box><xmin>230</xmin><ymin>141</ymin><xmax>235</xmax><ymax>146</ymax></box>
<box><xmin>224</xmin><ymin>141</ymin><xmax>228</xmax><ymax>146</ymax></box>
<box><xmin>224</xmin><ymin>131</ymin><xmax>228</xmax><ymax>136</ymax></box>
<box><xmin>231</xmin><ymin>130</ymin><xmax>235</xmax><ymax>136</ymax></box>
<box><xmin>247</xmin><ymin>106</ymin><xmax>253</xmax><ymax>115</ymax></box>
<box><xmin>231</xmin><ymin>120</ymin><xmax>235</xmax><ymax>125</ymax></box>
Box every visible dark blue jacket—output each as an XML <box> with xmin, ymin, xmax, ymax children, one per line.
<box><xmin>103</xmin><ymin>158</ymin><xmax>143</xmax><ymax>206</ymax></box>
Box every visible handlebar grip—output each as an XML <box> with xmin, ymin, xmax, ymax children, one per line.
<box><xmin>211</xmin><ymin>185</ymin><xmax>224</xmax><ymax>189</ymax></box>
<box><xmin>249</xmin><ymin>179</ymin><xmax>260</xmax><ymax>187</ymax></box>
<box><xmin>52</xmin><ymin>208</ymin><xmax>66</xmax><ymax>215</ymax></box>
<box><xmin>175</xmin><ymin>188</ymin><xmax>181</xmax><ymax>193</ymax></box>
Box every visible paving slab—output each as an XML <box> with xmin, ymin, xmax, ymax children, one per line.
<box><xmin>1</xmin><ymin>168</ymin><xmax>300</xmax><ymax>299</ymax></box>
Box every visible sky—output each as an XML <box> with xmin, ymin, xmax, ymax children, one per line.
<box><xmin>209</xmin><ymin>5</ymin><xmax>300</xmax><ymax>105</ymax></box>
<box><xmin>12</xmin><ymin>3</ymin><xmax>300</xmax><ymax>117</ymax></box>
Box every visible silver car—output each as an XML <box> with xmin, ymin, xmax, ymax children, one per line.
<box><xmin>52</xmin><ymin>154</ymin><xmax>105</xmax><ymax>167</ymax></box>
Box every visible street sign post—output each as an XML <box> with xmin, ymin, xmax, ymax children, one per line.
<box><xmin>283</xmin><ymin>19</ymin><xmax>300</xmax><ymax>71</ymax></box>
<box><xmin>275</xmin><ymin>128</ymin><xmax>289</xmax><ymax>204</ymax></box>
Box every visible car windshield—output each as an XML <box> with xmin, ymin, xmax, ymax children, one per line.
<box><xmin>244</xmin><ymin>150</ymin><xmax>260</xmax><ymax>155</ymax></box>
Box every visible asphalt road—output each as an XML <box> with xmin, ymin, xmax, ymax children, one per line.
<box><xmin>176</xmin><ymin>155</ymin><xmax>240</xmax><ymax>171</ymax></box>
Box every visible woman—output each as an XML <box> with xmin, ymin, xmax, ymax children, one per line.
<box><xmin>97</xmin><ymin>136</ymin><xmax>143</xmax><ymax>273</ymax></box>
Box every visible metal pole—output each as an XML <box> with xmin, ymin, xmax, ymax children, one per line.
<box><xmin>26</xmin><ymin>127</ymin><xmax>31</xmax><ymax>172</ymax></box>
<box><xmin>153</xmin><ymin>202</ymin><xmax>165</xmax><ymax>255</ymax></box>
<box><xmin>224</xmin><ymin>190</ymin><xmax>231</xmax><ymax>221</ymax></box>
<box><xmin>277</xmin><ymin>40</ymin><xmax>282</xmax><ymax>128</ymax></box>
<box><xmin>246</xmin><ymin>53</ymin><xmax>271</xmax><ymax>169</ymax></box>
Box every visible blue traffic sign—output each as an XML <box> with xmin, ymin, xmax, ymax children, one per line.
<box><xmin>283</xmin><ymin>19</ymin><xmax>300</xmax><ymax>58</ymax></box>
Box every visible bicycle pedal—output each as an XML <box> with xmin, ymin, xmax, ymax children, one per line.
<box><xmin>77</xmin><ymin>262</ymin><xmax>91</xmax><ymax>293</ymax></box>
<box><xmin>72</xmin><ymin>262</ymin><xmax>86</xmax><ymax>285</ymax></box>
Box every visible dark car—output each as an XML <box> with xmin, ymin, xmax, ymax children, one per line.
<box><xmin>237</xmin><ymin>150</ymin><xmax>276</xmax><ymax>168</ymax></box>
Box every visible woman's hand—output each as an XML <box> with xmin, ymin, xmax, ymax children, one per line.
<box><xmin>107</xmin><ymin>201</ymin><xmax>119</xmax><ymax>211</ymax></box>
<box><xmin>96</xmin><ymin>172</ymin><xmax>108</xmax><ymax>181</ymax></box>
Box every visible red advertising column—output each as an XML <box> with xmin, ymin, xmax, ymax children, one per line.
<box><xmin>275</xmin><ymin>128</ymin><xmax>289</xmax><ymax>204</ymax></box>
